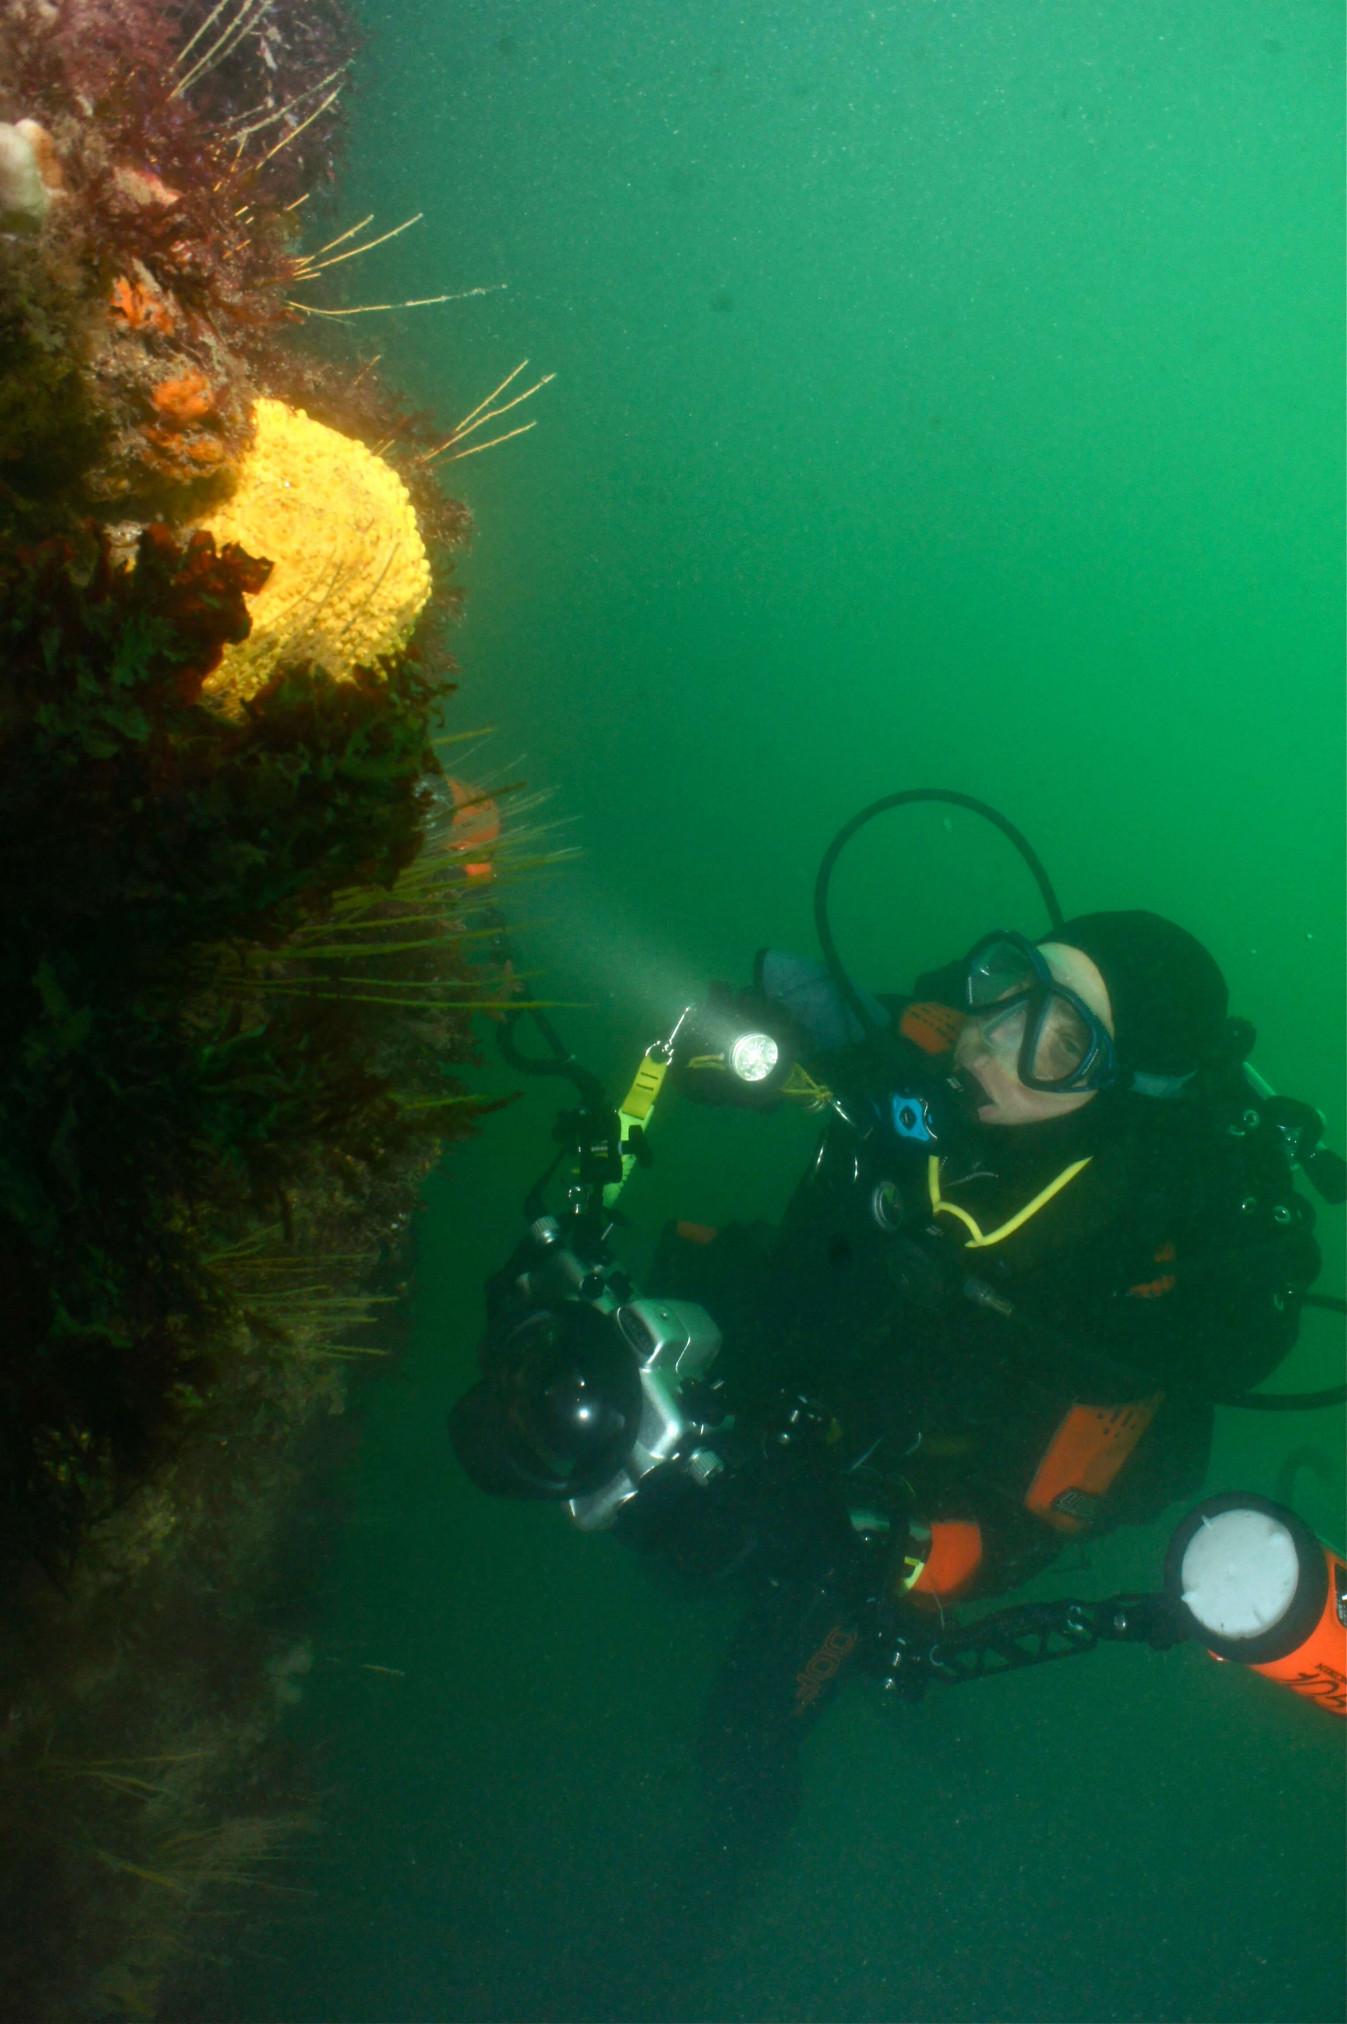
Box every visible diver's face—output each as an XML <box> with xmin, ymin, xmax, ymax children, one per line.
<box><xmin>953</xmin><ymin>942</ymin><xmax>1114</xmax><ymax>1128</ymax></box>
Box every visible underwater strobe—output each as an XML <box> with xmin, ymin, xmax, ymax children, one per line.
<box><xmin>1165</xmin><ymin>1495</ymin><xmax>1346</xmax><ymax>1716</ymax></box>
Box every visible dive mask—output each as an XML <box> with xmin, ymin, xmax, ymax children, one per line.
<box><xmin>963</xmin><ymin>932</ymin><xmax>1118</xmax><ymax>1094</ymax></box>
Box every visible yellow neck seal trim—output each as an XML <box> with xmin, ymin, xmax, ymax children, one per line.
<box><xmin>927</xmin><ymin>1152</ymin><xmax>1092</xmax><ymax>1249</ymax></box>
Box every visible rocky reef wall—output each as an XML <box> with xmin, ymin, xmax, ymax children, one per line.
<box><xmin>0</xmin><ymin>3</ymin><xmax>536</xmax><ymax>2012</ymax></box>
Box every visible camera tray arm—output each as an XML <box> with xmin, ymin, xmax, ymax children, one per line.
<box><xmin>871</xmin><ymin>1591</ymin><xmax>1184</xmax><ymax>1703</ymax></box>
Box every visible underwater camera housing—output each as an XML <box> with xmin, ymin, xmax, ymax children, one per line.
<box><xmin>449</xmin><ymin>1217</ymin><xmax>726</xmax><ymax>1530</ymax></box>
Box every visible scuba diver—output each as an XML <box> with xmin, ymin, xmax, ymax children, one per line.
<box><xmin>643</xmin><ymin>908</ymin><xmax>1316</xmax><ymax>1595</ymax></box>
<box><xmin>449</xmin><ymin>791</ymin><xmax>1346</xmax><ymax>1874</ymax></box>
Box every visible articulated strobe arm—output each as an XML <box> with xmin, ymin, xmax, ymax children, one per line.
<box><xmin>868</xmin><ymin>1592</ymin><xmax>1184</xmax><ymax>1703</ymax></box>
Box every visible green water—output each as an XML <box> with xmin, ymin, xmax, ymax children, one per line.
<box><xmin>225</xmin><ymin>3</ymin><xmax>1344</xmax><ymax>2019</ymax></box>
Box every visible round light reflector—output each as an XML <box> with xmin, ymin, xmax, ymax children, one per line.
<box><xmin>730</xmin><ymin>1032</ymin><xmax>779</xmax><ymax>1084</ymax></box>
<box><xmin>1180</xmin><ymin>1507</ymin><xmax>1300</xmax><ymax>1641</ymax></box>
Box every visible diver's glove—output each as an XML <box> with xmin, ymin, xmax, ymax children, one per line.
<box><xmin>673</xmin><ymin>982</ymin><xmax>804</xmax><ymax>1110</ymax></box>
<box><xmin>675</xmin><ymin>952</ymin><xmax>912</xmax><ymax>1109</ymax></box>
<box><xmin>615</xmin><ymin>1438</ymin><xmax>860</xmax><ymax>1591</ymax></box>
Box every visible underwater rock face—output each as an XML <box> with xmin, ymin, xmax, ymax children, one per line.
<box><xmin>197</xmin><ymin>397</ymin><xmax>433</xmax><ymax>710</ymax></box>
<box><xmin>0</xmin><ymin>0</ymin><xmax>549</xmax><ymax>2011</ymax></box>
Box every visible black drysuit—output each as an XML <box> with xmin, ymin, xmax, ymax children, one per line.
<box><xmin>642</xmin><ymin>1006</ymin><xmax>1320</xmax><ymax>1593</ymax></box>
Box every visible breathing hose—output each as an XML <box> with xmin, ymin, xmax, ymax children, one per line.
<box><xmin>1219</xmin><ymin>1295</ymin><xmax>1346</xmax><ymax>1409</ymax></box>
<box><xmin>812</xmin><ymin>788</ymin><xmax>1065</xmax><ymax>1041</ymax></box>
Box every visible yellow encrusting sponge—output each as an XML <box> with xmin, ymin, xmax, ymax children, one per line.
<box><xmin>197</xmin><ymin>397</ymin><xmax>432</xmax><ymax>710</ymax></box>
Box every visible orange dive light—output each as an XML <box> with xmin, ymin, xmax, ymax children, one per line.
<box><xmin>1165</xmin><ymin>1493</ymin><xmax>1346</xmax><ymax>1716</ymax></box>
